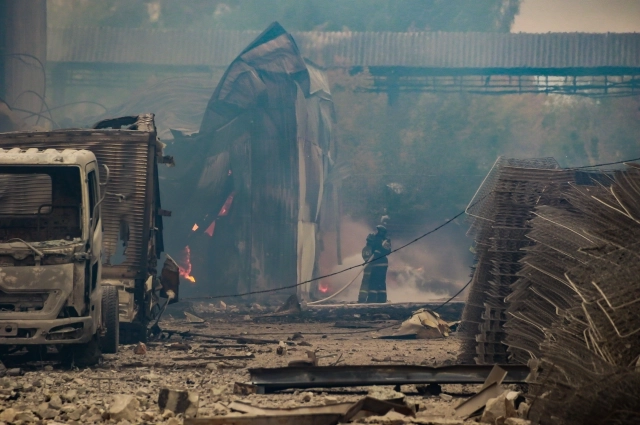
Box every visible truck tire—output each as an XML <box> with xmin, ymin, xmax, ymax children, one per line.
<box><xmin>101</xmin><ymin>285</ymin><xmax>119</xmax><ymax>353</ymax></box>
<box><xmin>60</xmin><ymin>337</ymin><xmax>102</xmax><ymax>367</ymax></box>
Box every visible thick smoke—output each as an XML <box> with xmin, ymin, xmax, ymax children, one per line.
<box><xmin>317</xmin><ymin>217</ymin><xmax>472</xmax><ymax>303</ymax></box>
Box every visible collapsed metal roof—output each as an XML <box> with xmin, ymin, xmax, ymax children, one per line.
<box><xmin>165</xmin><ymin>23</ymin><xmax>338</xmax><ymax>298</ymax></box>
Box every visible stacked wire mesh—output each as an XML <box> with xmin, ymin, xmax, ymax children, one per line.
<box><xmin>458</xmin><ymin>157</ymin><xmax>565</xmax><ymax>364</ymax></box>
<box><xmin>503</xmin><ymin>177</ymin><xmax>583</xmax><ymax>364</ymax></box>
<box><xmin>508</xmin><ymin>164</ymin><xmax>640</xmax><ymax>425</ymax></box>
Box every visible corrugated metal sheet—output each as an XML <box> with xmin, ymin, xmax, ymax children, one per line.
<box><xmin>0</xmin><ymin>129</ymin><xmax>154</xmax><ymax>280</ymax></box>
<box><xmin>48</xmin><ymin>27</ymin><xmax>640</xmax><ymax>70</ymax></box>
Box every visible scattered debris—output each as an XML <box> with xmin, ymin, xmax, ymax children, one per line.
<box><xmin>334</xmin><ymin>321</ymin><xmax>377</xmax><ymax>329</ymax></box>
<box><xmin>454</xmin><ymin>382</ymin><xmax>503</xmax><ymax>419</ymax></box>
<box><xmin>380</xmin><ymin>308</ymin><xmax>450</xmax><ymax>339</ymax></box>
<box><xmin>233</xmin><ymin>383</ymin><xmax>258</xmax><ymax>396</ymax></box>
<box><xmin>371</xmin><ymin>357</ymin><xmax>404</xmax><ymax>363</ymax></box>
<box><xmin>277</xmin><ymin>341</ymin><xmax>288</xmax><ymax>356</ymax></box>
<box><xmin>167</xmin><ymin>342</ymin><xmax>192</xmax><ymax>351</ymax></box>
<box><xmin>342</xmin><ymin>396</ymin><xmax>415</xmax><ymax>422</ymax></box>
<box><xmin>367</xmin><ymin>386</ymin><xmax>405</xmax><ymax>403</ymax></box>
<box><xmin>134</xmin><ymin>342</ymin><xmax>148</xmax><ymax>355</ymax></box>
<box><xmin>236</xmin><ymin>337</ymin><xmax>279</xmax><ymax>345</ymax></box>
<box><xmin>108</xmin><ymin>394</ymin><xmax>140</xmax><ymax>422</ymax></box>
<box><xmin>172</xmin><ymin>353</ymin><xmax>254</xmax><ymax>362</ymax></box>
<box><xmin>516</xmin><ymin>401</ymin><xmax>530</xmax><ymax>418</ymax></box>
<box><xmin>158</xmin><ymin>388</ymin><xmax>199</xmax><ymax>418</ymax></box>
<box><xmin>454</xmin><ymin>365</ymin><xmax>512</xmax><ymax>419</ymax></box>
<box><xmin>36</xmin><ymin>402</ymin><xmax>58</xmax><ymax>420</ymax></box>
<box><xmin>210</xmin><ymin>360</ymin><xmax>247</xmax><ymax>370</ymax></box>
<box><xmin>6</xmin><ymin>368</ymin><xmax>22</xmax><ymax>377</ymax></box>
<box><xmin>48</xmin><ymin>394</ymin><xmax>63</xmax><ymax>410</ymax></box>
<box><xmin>300</xmin><ymin>391</ymin><xmax>314</xmax><ymax>403</ymax></box>
<box><xmin>274</xmin><ymin>294</ymin><xmax>302</xmax><ymax>315</ymax></box>
<box><xmin>0</xmin><ymin>408</ymin><xmax>17</xmax><ymax>422</ymax></box>
<box><xmin>417</xmin><ymin>383</ymin><xmax>442</xmax><ymax>396</ymax></box>
<box><xmin>330</xmin><ymin>353</ymin><xmax>344</xmax><ymax>366</ymax></box>
<box><xmin>289</xmin><ymin>332</ymin><xmax>304</xmax><ymax>340</ymax></box>
<box><xmin>185</xmin><ymin>311</ymin><xmax>206</xmax><ymax>323</ymax></box>
<box><xmin>504</xmin><ymin>418</ymin><xmax>531</xmax><ymax>425</ymax></box>
<box><xmin>185</xmin><ymin>413</ymin><xmax>341</xmax><ymax>425</ymax></box>
<box><xmin>481</xmin><ymin>365</ymin><xmax>508</xmax><ymax>390</ymax></box>
<box><xmin>61</xmin><ymin>389</ymin><xmax>77</xmax><ymax>403</ymax></box>
<box><xmin>413</xmin><ymin>417</ymin><xmax>463</xmax><ymax>425</ymax></box>
<box><xmin>228</xmin><ymin>400</ymin><xmax>353</xmax><ymax>415</ymax></box>
<box><xmin>187</xmin><ymin>396</ymin><xmax>414</xmax><ymax>425</ymax></box>
<box><xmin>480</xmin><ymin>390</ymin><xmax>517</xmax><ymax>424</ymax></box>
<box><xmin>288</xmin><ymin>350</ymin><xmax>318</xmax><ymax>367</ymax></box>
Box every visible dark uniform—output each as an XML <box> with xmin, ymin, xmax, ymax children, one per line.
<box><xmin>358</xmin><ymin>225</ymin><xmax>391</xmax><ymax>303</ymax></box>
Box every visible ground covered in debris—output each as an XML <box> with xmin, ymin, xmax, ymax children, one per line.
<box><xmin>0</xmin><ymin>304</ymin><xmax>526</xmax><ymax>424</ymax></box>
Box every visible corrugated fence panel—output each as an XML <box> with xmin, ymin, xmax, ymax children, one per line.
<box><xmin>48</xmin><ymin>28</ymin><xmax>640</xmax><ymax>70</ymax></box>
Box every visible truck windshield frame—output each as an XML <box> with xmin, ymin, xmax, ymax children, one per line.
<box><xmin>0</xmin><ymin>165</ymin><xmax>83</xmax><ymax>243</ymax></box>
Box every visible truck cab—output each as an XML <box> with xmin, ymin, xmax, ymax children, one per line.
<box><xmin>0</xmin><ymin>148</ymin><xmax>119</xmax><ymax>363</ymax></box>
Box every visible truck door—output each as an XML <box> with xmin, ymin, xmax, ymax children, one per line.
<box><xmin>85</xmin><ymin>163</ymin><xmax>103</xmax><ymax>299</ymax></box>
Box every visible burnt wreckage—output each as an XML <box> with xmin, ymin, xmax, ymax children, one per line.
<box><xmin>459</xmin><ymin>157</ymin><xmax>640</xmax><ymax>425</ymax></box>
<box><xmin>170</xmin><ymin>23</ymin><xmax>338</xmax><ymax>300</ymax></box>
<box><xmin>0</xmin><ymin>115</ymin><xmax>178</xmax><ymax>348</ymax></box>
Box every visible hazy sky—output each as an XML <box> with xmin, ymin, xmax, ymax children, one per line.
<box><xmin>513</xmin><ymin>0</ymin><xmax>640</xmax><ymax>32</ymax></box>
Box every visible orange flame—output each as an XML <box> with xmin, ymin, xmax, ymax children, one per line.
<box><xmin>318</xmin><ymin>282</ymin><xmax>329</xmax><ymax>293</ymax></box>
<box><xmin>205</xmin><ymin>220</ymin><xmax>216</xmax><ymax>237</ymax></box>
<box><xmin>191</xmin><ymin>223</ymin><xmax>199</xmax><ymax>231</ymax></box>
<box><xmin>178</xmin><ymin>245</ymin><xmax>196</xmax><ymax>283</ymax></box>
<box><xmin>218</xmin><ymin>193</ymin><xmax>234</xmax><ymax>217</ymax></box>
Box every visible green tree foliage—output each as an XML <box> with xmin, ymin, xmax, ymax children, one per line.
<box><xmin>330</xmin><ymin>69</ymin><xmax>640</xmax><ymax>230</ymax></box>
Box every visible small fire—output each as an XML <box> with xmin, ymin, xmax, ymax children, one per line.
<box><xmin>203</xmin><ymin>193</ymin><xmax>234</xmax><ymax>238</ymax></box>
<box><xmin>178</xmin><ymin>245</ymin><xmax>196</xmax><ymax>283</ymax></box>
<box><xmin>318</xmin><ymin>282</ymin><xmax>329</xmax><ymax>293</ymax></box>
<box><xmin>218</xmin><ymin>193</ymin><xmax>234</xmax><ymax>217</ymax></box>
<box><xmin>191</xmin><ymin>223</ymin><xmax>199</xmax><ymax>232</ymax></box>
<box><xmin>205</xmin><ymin>220</ymin><xmax>216</xmax><ymax>237</ymax></box>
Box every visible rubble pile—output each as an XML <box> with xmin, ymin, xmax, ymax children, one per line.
<box><xmin>0</xmin><ymin>319</ymin><xmax>471</xmax><ymax>424</ymax></box>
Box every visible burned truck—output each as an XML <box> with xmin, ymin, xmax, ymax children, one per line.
<box><xmin>0</xmin><ymin>114</ymin><xmax>177</xmax><ymax>357</ymax></box>
<box><xmin>0</xmin><ymin>148</ymin><xmax>115</xmax><ymax>362</ymax></box>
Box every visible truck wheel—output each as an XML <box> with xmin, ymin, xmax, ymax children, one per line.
<box><xmin>100</xmin><ymin>285</ymin><xmax>119</xmax><ymax>353</ymax></box>
<box><xmin>60</xmin><ymin>337</ymin><xmax>102</xmax><ymax>367</ymax></box>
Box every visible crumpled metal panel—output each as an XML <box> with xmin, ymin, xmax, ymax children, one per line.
<box><xmin>48</xmin><ymin>27</ymin><xmax>640</xmax><ymax>70</ymax></box>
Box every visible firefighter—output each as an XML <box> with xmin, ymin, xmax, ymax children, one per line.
<box><xmin>358</xmin><ymin>225</ymin><xmax>391</xmax><ymax>303</ymax></box>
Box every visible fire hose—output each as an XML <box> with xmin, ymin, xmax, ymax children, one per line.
<box><xmin>307</xmin><ymin>267</ymin><xmax>365</xmax><ymax>305</ymax></box>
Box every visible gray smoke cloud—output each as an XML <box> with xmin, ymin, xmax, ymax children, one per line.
<box><xmin>317</xmin><ymin>217</ymin><xmax>473</xmax><ymax>303</ymax></box>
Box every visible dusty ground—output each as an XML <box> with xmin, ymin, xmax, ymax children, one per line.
<box><xmin>0</xmin><ymin>304</ymin><xmax>513</xmax><ymax>424</ymax></box>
